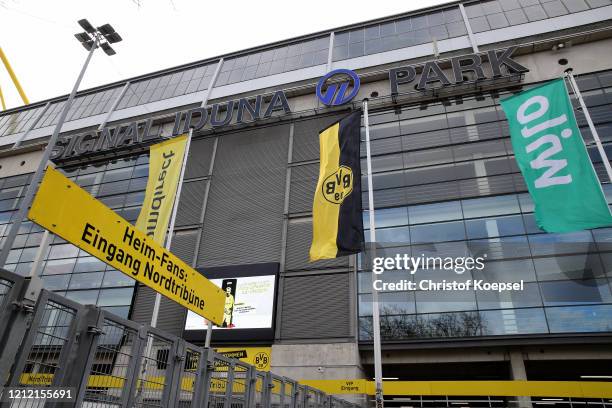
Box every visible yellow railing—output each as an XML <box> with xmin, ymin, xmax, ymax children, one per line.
<box><xmin>20</xmin><ymin>374</ymin><xmax>612</xmax><ymax>398</ymax></box>
<box><xmin>299</xmin><ymin>380</ymin><xmax>612</xmax><ymax>398</ymax></box>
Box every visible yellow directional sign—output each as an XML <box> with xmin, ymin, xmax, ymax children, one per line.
<box><xmin>28</xmin><ymin>166</ymin><xmax>225</xmax><ymax>325</ymax></box>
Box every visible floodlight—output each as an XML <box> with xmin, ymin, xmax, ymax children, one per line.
<box><xmin>78</xmin><ymin>19</ymin><xmax>96</xmax><ymax>34</ymax></box>
<box><xmin>106</xmin><ymin>32</ymin><xmax>122</xmax><ymax>44</ymax></box>
<box><xmin>100</xmin><ymin>42</ymin><xmax>116</xmax><ymax>56</ymax></box>
<box><xmin>81</xmin><ymin>40</ymin><xmax>94</xmax><ymax>51</ymax></box>
<box><xmin>74</xmin><ymin>32</ymin><xmax>90</xmax><ymax>43</ymax></box>
<box><xmin>97</xmin><ymin>24</ymin><xmax>115</xmax><ymax>36</ymax></box>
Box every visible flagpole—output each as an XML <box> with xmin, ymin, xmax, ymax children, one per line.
<box><xmin>565</xmin><ymin>68</ymin><xmax>612</xmax><ymax>183</ymax></box>
<box><xmin>363</xmin><ymin>99</ymin><xmax>384</xmax><ymax>408</ymax></box>
<box><xmin>135</xmin><ymin>128</ymin><xmax>193</xmax><ymax>404</ymax></box>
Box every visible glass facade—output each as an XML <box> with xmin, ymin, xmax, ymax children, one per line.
<box><xmin>0</xmin><ymin>155</ymin><xmax>150</xmax><ymax>319</ymax></box>
<box><xmin>465</xmin><ymin>0</ymin><xmax>612</xmax><ymax>32</ymax></box>
<box><xmin>215</xmin><ymin>36</ymin><xmax>329</xmax><ymax>86</ymax></box>
<box><xmin>0</xmin><ymin>104</ymin><xmax>47</xmax><ymax>137</ymax></box>
<box><xmin>117</xmin><ymin>63</ymin><xmax>218</xmax><ymax>110</ymax></box>
<box><xmin>358</xmin><ymin>70</ymin><xmax>612</xmax><ymax>342</ymax></box>
<box><xmin>332</xmin><ymin>7</ymin><xmax>467</xmax><ymax>62</ymax></box>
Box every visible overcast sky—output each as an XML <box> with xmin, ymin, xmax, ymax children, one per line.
<box><xmin>0</xmin><ymin>0</ymin><xmax>452</xmax><ymax>108</ymax></box>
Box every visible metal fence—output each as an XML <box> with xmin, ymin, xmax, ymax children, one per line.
<box><xmin>0</xmin><ymin>269</ymin><xmax>361</xmax><ymax>408</ymax></box>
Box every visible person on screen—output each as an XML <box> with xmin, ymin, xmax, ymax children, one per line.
<box><xmin>222</xmin><ymin>279</ymin><xmax>236</xmax><ymax>328</ymax></box>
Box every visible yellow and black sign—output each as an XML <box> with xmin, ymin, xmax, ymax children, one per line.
<box><xmin>28</xmin><ymin>167</ymin><xmax>225</xmax><ymax>325</ymax></box>
<box><xmin>215</xmin><ymin>347</ymin><xmax>272</xmax><ymax>371</ymax></box>
<box><xmin>310</xmin><ymin>111</ymin><xmax>364</xmax><ymax>261</ymax></box>
<box><xmin>135</xmin><ymin>134</ymin><xmax>188</xmax><ymax>244</ymax></box>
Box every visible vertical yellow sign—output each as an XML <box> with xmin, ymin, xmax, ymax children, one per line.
<box><xmin>136</xmin><ymin>134</ymin><xmax>188</xmax><ymax>244</ymax></box>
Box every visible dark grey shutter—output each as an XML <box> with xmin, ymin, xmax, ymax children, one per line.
<box><xmin>130</xmin><ymin>285</ymin><xmax>186</xmax><ymax>336</ymax></box>
<box><xmin>158</xmin><ymin>230</ymin><xmax>198</xmax><ymax>334</ymax></box>
<box><xmin>175</xmin><ymin>180</ymin><xmax>207</xmax><ymax>227</ymax></box>
<box><xmin>170</xmin><ymin>230</ymin><xmax>199</xmax><ymax>265</ymax></box>
<box><xmin>156</xmin><ymin>296</ymin><xmax>187</xmax><ymax>336</ymax></box>
<box><xmin>292</xmin><ymin>114</ymin><xmax>344</xmax><ymax>163</ymax></box>
<box><xmin>129</xmin><ymin>230</ymin><xmax>198</xmax><ymax>335</ymax></box>
<box><xmin>184</xmin><ymin>137</ymin><xmax>215</xmax><ymax>179</ymax></box>
<box><xmin>285</xmin><ymin>218</ymin><xmax>348</xmax><ymax>271</ymax></box>
<box><xmin>198</xmin><ymin>124</ymin><xmax>289</xmax><ymax>268</ymax></box>
<box><xmin>129</xmin><ymin>284</ymin><xmax>155</xmax><ymax>325</ymax></box>
<box><xmin>280</xmin><ymin>272</ymin><xmax>351</xmax><ymax>339</ymax></box>
<box><xmin>288</xmin><ymin>163</ymin><xmax>318</xmax><ymax>214</ymax></box>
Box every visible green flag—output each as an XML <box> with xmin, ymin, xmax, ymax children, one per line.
<box><xmin>500</xmin><ymin>78</ymin><xmax>612</xmax><ymax>233</ymax></box>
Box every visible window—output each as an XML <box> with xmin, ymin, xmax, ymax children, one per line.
<box><xmin>65</xmin><ymin>289</ymin><xmax>99</xmax><ymax>305</ymax></box>
<box><xmin>466</xmin><ymin>0</ymin><xmax>605</xmax><ymax>35</ymax></box>
<box><xmin>69</xmin><ymin>272</ymin><xmax>104</xmax><ymax>290</ymax></box>
<box><xmin>540</xmin><ymin>279</ymin><xmax>612</xmax><ymax>306</ymax></box>
<box><xmin>533</xmin><ymin>254</ymin><xmax>605</xmax><ymax>281</ymax></box>
<box><xmin>465</xmin><ymin>215</ymin><xmax>525</xmax><ymax>239</ymax></box>
<box><xmin>333</xmin><ymin>7</ymin><xmax>466</xmax><ymax>61</ymax></box>
<box><xmin>217</xmin><ymin>37</ymin><xmax>328</xmax><ymax>86</ymax></box>
<box><xmin>409</xmin><ymin>201</ymin><xmax>462</xmax><ymax>224</ymax></box>
<box><xmin>415</xmin><ymin>289</ymin><xmax>477</xmax><ymax>313</ymax></box>
<box><xmin>410</xmin><ymin>221</ymin><xmax>466</xmax><ymax>244</ymax></box>
<box><xmin>546</xmin><ymin>304</ymin><xmax>612</xmax><ymax>333</ymax></box>
<box><xmin>462</xmin><ymin>195</ymin><xmax>520</xmax><ymax>218</ymax></box>
<box><xmin>480</xmin><ymin>308</ymin><xmax>548</xmax><ymax>335</ymax></box>
<box><xmin>476</xmin><ymin>282</ymin><xmax>542</xmax><ymax>309</ymax></box>
<box><xmin>97</xmin><ymin>287</ymin><xmax>134</xmax><ymax>307</ymax></box>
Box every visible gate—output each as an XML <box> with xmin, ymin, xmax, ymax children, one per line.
<box><xmin>0</xmin><ymin>269</ymin><xmax>360</xmax><ymax>408</ymax></box>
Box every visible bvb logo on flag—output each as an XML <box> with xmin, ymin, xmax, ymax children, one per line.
<box><xmin>322</xmin><ymin>165</ymin><xmax>353</xmax><ymax>204</ymax></box>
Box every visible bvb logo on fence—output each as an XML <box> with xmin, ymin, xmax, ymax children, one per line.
<box><xmin>322</xmin><ymin>165</ymin><xmax>353</xmax><ymax>204</ymax></box>
<box><xmin>254</xmin><ymin>352</ymin><xmax>270</xmax><ymax>370</ymax></box>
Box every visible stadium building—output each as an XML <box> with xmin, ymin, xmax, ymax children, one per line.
<box><xmin>1</xmin><ymin>0</ymin><xmax>612</xmax><ymax>405</ymax></box>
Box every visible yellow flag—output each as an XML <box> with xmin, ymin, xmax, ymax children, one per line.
<box><xmin>136</xmin><ymin>135</ymin><xmax>188</xmax><ymax>244</ymax></box>
<box><xmin>310</xmin><ymin>111</ymin><xmax>364</xmax><ymax>261</ymax></box>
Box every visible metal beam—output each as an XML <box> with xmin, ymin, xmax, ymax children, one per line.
<box><xmin>0</xmin><ymin>47</ymin><xmax>29</xmax><ymax>105</ymax></box>
<box><xmin>0</xmin><ymin>84</ymin><xmax>6</xmax><ymax>110</ymax></box>
<box><xmin>12</xmin><ymin>102</ymin><xmax>51</xmax><ymax>149</ymax></box>
<box><xmin>98</xmin><ymin>81</ymin><xmax>130</xmax><ymax>131</ymax></box>
<box><xmin>327</xmin><ymin>32</ymin><xmax>335</xmax><ymax>72</ymax></box>
<box><xmin>201</xmin><ymin>58</ymin><xmax>224</xmax><ymax>108</ymax></box>
<box><xmin>459</xmin><ymin>4</ymin><xmax>479</xmax><ymax>53</ymax></box>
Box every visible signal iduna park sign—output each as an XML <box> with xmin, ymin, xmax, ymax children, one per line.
<box><xmin>28</xmin><ymin>167</ymin><xmax>225</xmax><ymax>324</ymax></box>
<box><xmin>389</xmin><ymin>46</ymin><xmax>528</xmax><ymax>95</ymax></box>
<box><xmin>49</xmin><ymin>47</ymin><xmax>527</xmax><ymax>160</ymax></box>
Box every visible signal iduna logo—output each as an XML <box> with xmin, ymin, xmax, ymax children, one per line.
<box><xmin>322</xmin><ymin>165</ymin><xmax>353</xmax><ymax>204</ymax></box>
<box><xmin>316</xmin><ymin>69</ymin><xmax>360</xmax><ymax>106</ymax></box>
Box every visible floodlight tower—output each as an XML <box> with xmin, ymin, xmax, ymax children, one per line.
<box><xmin>0</xmin><ymin>19</ymin><xmax>122</xmax><ymax>268</ymax></box>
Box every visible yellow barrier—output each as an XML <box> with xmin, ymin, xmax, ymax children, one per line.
<box><xmin>20</xmin><ymin>374</ymin><xmax>612</xmax><ymax>398</ymax></box>
<box><xmin>21</xmin><ymin>374</ymin><xmax>246</xmax><ymax>393</ymax></box>
<box><xmin>299</xmin><ymin>380</ymin><xmax>612</xmax><ymax>398</ymax></box>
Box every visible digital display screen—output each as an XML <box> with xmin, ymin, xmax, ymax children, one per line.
<box><xmin>185</xmin><ymin>275</ymin><xmax>276</xmax><ymax>330</ymax></box>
